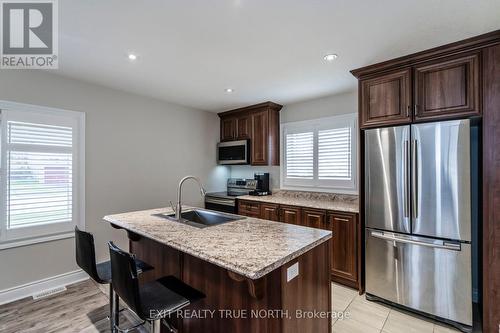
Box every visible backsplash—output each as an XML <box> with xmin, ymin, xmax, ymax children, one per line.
<box><xmin>272</xmin><ymin>189</ymin><xmax>358</xmax><ymax>203</ymax></box>
<box><xmin>229</xmin><ymin>165</ymin><xmax>280</xmax><ymax>190</ymax></box>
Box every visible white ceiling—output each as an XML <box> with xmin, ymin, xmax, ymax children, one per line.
<box><xmin>57</xmin><ymin>0</ymin><xmax>500</xmax><ymax>111</ymax></box>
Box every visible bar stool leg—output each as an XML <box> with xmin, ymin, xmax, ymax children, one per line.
<box><xmin>113</xmin><ymin>290</ymin><xmax>120</xmax><ymax>332</ymax></box>
<box><xmin>150</xmin><ymin>319</ymin><xmax>161</xmax><ymax>333</ymax></box>
<box><xmin>109</xmin><ymin>284</ymin><xmax>115</xmax><ymax>332</ymax></box>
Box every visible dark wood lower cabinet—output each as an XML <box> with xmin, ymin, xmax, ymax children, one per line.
<box><xmin>328</xmin><ymin>212</ymin><xmax>358</xmax><ymax>289</ymax></box>
<box><xmin>237</xmin><ymin>199</ymin><xmax>360</xmax><ymax>290</ymax></box>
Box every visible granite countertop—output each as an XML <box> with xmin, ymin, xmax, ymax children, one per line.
<box><xmin>237</xmin><ymin>190</ymin><xmax>359</xmax><ymax>213</ymax></box>
<box><xmin>103</xmin><ymin>207</ymin><xmax>331</xmax><ymax>280</ymax></box>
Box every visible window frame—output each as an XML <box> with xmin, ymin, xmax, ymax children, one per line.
<box><xmin>0</xmin><ymin>101</ymin><xmax>85</xmax><ymax>250</ymax></box>
<box><xmin>280</xmin><ymin>113</ymin><xmax>357</xmax><ymax>194</ymax></box>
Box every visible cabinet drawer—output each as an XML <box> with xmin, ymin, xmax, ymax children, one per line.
<box><xmin>302</xmin><ymin>208</ymin><xmax>327</xmax><ymax>229</ymax></box>
<box><xmin>238</xmin><ymin>200</ymin><xmax>261</xmax><ymax>217</ymax></box>
<box><xmin>279</xmin><ymin>205</ymin><xmax>302</xmax><ymax>225</ymax></box>
<box><xmin>260</xmin><ymin>203</ymin><xmax>280</xmax><ymax>221</ymax></box>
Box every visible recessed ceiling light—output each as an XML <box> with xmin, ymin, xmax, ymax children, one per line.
<box><xmin>128</xmin><ymin>53</ymin><xmax>137</xmax><ymax>61</ymax></box>
<box><xmin>225</xmin><ymin>88</ymin><xmax>234</xmax><ymax>93</ymax></box>
<box><xmin>323</xmin><ymin>54</ymin><xmax>338</xmax><ymax>62</ymax></box>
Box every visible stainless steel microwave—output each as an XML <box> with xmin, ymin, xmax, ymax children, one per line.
<box><xmin>217</xmin><ymin>140</ymin><xmax>250</xmax><ymax>165</ymax></box>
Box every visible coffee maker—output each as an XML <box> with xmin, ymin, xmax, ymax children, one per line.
<box><xmin>249</xmin><ymin>173</ymin><xmax>271</xmax><ymax>196</ymax></box>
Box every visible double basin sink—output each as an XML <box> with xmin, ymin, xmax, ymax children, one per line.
<box><xmin>153</xmin><ymin>208</ymin><xmax>244</xmax><ymax>229</ymax></box>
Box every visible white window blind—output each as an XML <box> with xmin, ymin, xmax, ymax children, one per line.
<box><xmin>7</xmin><ymin>122</ymin><xmax>73</xmax><ymax>229</ymax></box>
<box><xmin>285</xmin><ymin>132</ymin><xmax>314</xmax><ymax>179</ymax></box>
<box><xmin>0</xmin><ymin>102</ymin><xmax>85</xmax><ymax>248</ymax></box>
<box><xmin>281</xmin><ymin>113</ymin><xmax>357</xmax><ymax>193</ymax></box>
<box><xmin>318</xmin><ymin>127</ymin><xmax>351</xmax><ymax>180</ymax></box>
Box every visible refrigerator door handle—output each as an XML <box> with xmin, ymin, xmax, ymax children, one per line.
<box><xmin>403</xmin><ymin>140</ymin><xmax>409</xmax><ymax>218</ymax></box>
<box><xmin>411</xmin><ymin>139</ymin><xmax>419</xmax><ymax>219</ymax></box>
<box><xmin>370</xmin><ymin>231</ymin><xmax>461</xmax><ymax>251</ymax></box>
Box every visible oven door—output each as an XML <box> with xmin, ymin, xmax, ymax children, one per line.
<box><xmin>217</xmin><ymin>140</ymin><xmax>249</xmax><ymax>165</ymax></box>
<box><xmin>204</xmin><ymin>197</ymin><xmax>236</xmax><ymax>214</ymax></box>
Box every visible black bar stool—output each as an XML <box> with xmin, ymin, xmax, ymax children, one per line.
<box><xmin>108</xmin><ymin>241</ymin><xmax>205</xmax><ymax>333</ymax></box>
<box><xmin>75</xmin><ymin>227</ymin><xmax>153</xmax><ymax>332</ymax></box>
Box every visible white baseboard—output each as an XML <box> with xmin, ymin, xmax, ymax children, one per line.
<box><xmin>0</xmin><ymin>269</ymin><xmax>89</xmax><ymax>305</ymax></box>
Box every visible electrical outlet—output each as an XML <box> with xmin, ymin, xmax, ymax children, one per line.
<box><xmin>287</xmin><ymin>262</ymin><xmax>299</xmax><ymax>282</ymax></box>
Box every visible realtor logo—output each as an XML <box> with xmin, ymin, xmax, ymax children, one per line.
<box><xmin>0</xmin><ymin>0</ymin><xmax>58</xmax><ymax>68</ymax></box>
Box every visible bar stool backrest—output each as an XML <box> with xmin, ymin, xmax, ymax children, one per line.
<box><xmin>75</xmin><ymin>226</ymin><xmax>106</xmax><ymax>284</ymax></box>
<box><xmin>108</xmin><ymin>241</ymin><xmax>145</xmax><ymax>320</ymax></box>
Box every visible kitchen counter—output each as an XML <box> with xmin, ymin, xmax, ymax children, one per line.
<box><xmin>104</xmin><ymin>207</ymin><xmax>331</xmax><ymax>279</ymax></box>
<box><xmin>238</xmin><ymin>190</ymin><xmax>359</xmax><ymax>213</ymax></box>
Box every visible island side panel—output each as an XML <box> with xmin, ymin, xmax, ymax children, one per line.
<box><xmin>281</xmin><ymin>239</ymin><xmax>332</xmax><ymax>333</ymax></box>
<box><xmin>181</xmin><ymin>253</ymin><xmax>282</xmax><ymax>333</ymax></box>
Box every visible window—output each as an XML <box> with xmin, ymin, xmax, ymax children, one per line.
<box><xmin>0</xmin><ymin>101</ymin><xmax>85</xmax><ymax>249</ymax></box>
<box><xmin>281</xmin><ymin>113</ymin><xmax>357</xmax><ymax>193</ymax></box>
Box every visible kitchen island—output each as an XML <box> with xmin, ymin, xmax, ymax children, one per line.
<box><xmin>104</xmin><ymin>207</ymin><xmax>332</xmax><ymax>333</ymax></box>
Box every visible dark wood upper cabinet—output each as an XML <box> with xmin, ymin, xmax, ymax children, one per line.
<box><xmin>279</xmin><ymin>205</ymin><xmax>302</xmax><ymax>225</ymax></box>
<box><xmin>328</xmin><ymin>212</ymin><xmax>358</xmax><ymax>288</ymax></box>
<box><xmin>302</xmin><ymin>208</ymin><xmax>327</xmax><ymax>230</ymax></box>
<box><xmin>218</xmin><ymin>102</ymin><xmax>282</xmax><ymax>166</ymax></box>
<box><xmin>360</xmin><ymin>68</ymin><xmax>412</xmax><ymax>128</ymax></box>
<box><xmin>260</xmin><ymin>203</ymin><xmax>280</xmax><ymax>221</ymax></box>
<box><xmin>221</xmin><ymin>117</ymin><xmax>237</xmax><ymax>141</ymax></box>
<box><xmin>236</xmin><ymin>115</ymin><xmax>251</xmax><ymax>139</ymax></box>
<box><xmin>413</xmin><ymin>52</ymin><xmax>480</xmax><ymax>121</ymax></box>
<box><xmin>251</xmin><ymin>110</ymin><xmax>268</xmax><ymax>165</ymax></box>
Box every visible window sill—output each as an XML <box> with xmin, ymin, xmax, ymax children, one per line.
<box><xmin>0</xmin><ymin>232</ymin><xmax>75</xmax><ymax>251</ymax></box>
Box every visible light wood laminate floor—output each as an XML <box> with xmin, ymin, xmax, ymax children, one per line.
<box><xmin>0</xmin><ymin>279</ymin><xmax>143</xmax><ymax>333</ymax></box>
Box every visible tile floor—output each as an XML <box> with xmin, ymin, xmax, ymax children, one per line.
<box><xmin>331</xmin><ymin>283</ymin><xmax>463</xmax><ymax>333</ymax></box>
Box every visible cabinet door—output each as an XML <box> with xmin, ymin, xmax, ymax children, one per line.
<box><xmin>360</xmin><ymin>69</ymin><xmax>412</xmax><ymax>128</ymax></box>
<box><xmin>302</xmin><ymin>208</ymin><xmax>327</xmax><ymax>229</ymax></box>
<box><xmin>328</xmin><ymin>212</ymin><xmax>358</xmax><ymax>287</ymax></box>
<box><xmin>414</xmin><ymin>52</ymin><xmax>480</xmax><ymax>121</ymax></box>
<box><xmin>260</xmin><ymin>203</ymin><xmax>280</xmax><ymax>221</ymax></box>
<box><xmin>236</xmin><ymin>115</ymin><xmax>251</xmax><ymax>140</ymax></box>
<box><xmin>251</xmin><ymin>111</ymin><xmax>269</xmax><ymax>165</ymax></box>
<box><xmin>221</xmin><ymin>117</ymin><xmax>236</xmax><ymax>141</ymax></box>
<box><xmin>237</xmin><ymin>200</ymin><xmax>260</xmax><ymax>218</ymax></box>
<box><xmin>279</xmin><ymin>205</ymin><xmax>301</xmax><ymax>225</ymax></box>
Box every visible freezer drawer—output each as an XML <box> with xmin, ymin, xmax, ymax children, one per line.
<box><xmin>365</xmin><ymin>126</ymin><xmax>410</xmax><ymax>233</ymax></box>
<box><xmin>365</xmin><ymin>229</ymin><xmax>472</xmax><ymax>326</ymax></box>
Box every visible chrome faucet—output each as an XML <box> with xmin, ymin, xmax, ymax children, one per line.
<box><xmin>174</xmin><ymin>176</ymin><xmax>206</xmax><ymax>220</ymax></box>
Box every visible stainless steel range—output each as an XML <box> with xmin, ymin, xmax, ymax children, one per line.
<box><xmin>204</xmin><ymin>178</ymin><xmax>258</xmax><ymax>214</ymax></box>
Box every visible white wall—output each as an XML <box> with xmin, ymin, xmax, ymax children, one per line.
<box><xmin>230</xmin><ymin>91</ymin><xmax>358</xmax><ymax>187</ymax></box>
<box><xmin>0</xmin><ymin>70</ymin><xmax>229</xmax><ymax>291</ymax></box>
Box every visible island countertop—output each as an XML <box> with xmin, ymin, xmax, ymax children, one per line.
<box><xmin>103</xmin><ymin>207</ymin><xmax>332</xmax><ymax>280</ymax></box>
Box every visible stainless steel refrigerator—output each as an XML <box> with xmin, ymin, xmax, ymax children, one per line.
<box><xmin>364</xmin><ymin>119</ymin><xmax>472</xmax><ymax>330</ymax></box>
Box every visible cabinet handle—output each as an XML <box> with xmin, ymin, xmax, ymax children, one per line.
<box><xmin>334</xmin><ymin>217</ymin><xmax>349</xmax><ymax>222</ymax></box>
<box><xmin>406</xmin><ymin>105</ymin><xmax>410</xmax><ymax>117</ymax></box>
<box><xmin>413</xmin><ymin>105</ymin><xmax>418</xmax><ymax>116</ymax></box>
